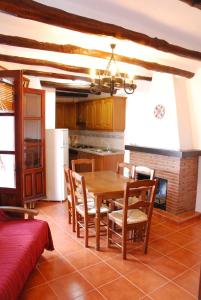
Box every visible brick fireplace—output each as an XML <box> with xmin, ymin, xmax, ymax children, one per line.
<box><xmin>125</xmin><ymin>145</ymin><xmax>201</xmax><ymax>215</ymax></box>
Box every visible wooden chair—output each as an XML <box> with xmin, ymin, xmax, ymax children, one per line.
<box><xmin>71</xmin><ymin>158</ymin><xmax>95</xmax><ymax>199</ymax></box>
<box><xmin>116</xmin><ymin>162</ymin><xmax>135</xmax><ymax>178</ymax></box>
<box><xmin>64</xmin><ymin>167</ymin><xmax>76</xmax><ymax>232</ymax></box>
<box><xmin>134</xmin><ymin>166</ymin><xmax>155</xmax><ymax>180</ymax></box>
<box><xmin>71</xmin><ymin>170</ymin><xmax>109</xmax><ymax>247</ymax></box>
<box><xmin>71</xmin><ymin>158</ymin><xmax>95</xmax><ymax>172</ymax></box>
<box><xmin>114</xmin><ymin>166</ymin><xmax>155</xmax><ymax>208</ymax></box>
<box><xmin>113</xmin><ymin>162</ymin><xmax>135</xmax><ymax>208</ymax></box>
<box><xmin>107</xmin><ymin>179</ymin><xmax>158</xmax><ymax>259</ymax></box>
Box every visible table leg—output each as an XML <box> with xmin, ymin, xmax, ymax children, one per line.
<box><xmin>95</xmin><ymin>195</ymin><xmax>102</xmax><ymax>251</ymax></box>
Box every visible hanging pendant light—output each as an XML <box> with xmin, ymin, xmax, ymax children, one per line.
<box><xmin>90</xmin><ymin>44</ymin><xmax>137</xmax><ymax>96</ymax></box>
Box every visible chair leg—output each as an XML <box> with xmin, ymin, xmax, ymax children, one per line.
<box><xmin>107</xmin><ymin>216</ymin><xmax>112</xmax><ymax>247</ymax></box>
<box><xmin>144</xmin><ymin>225</ymin><xmax>150</xmax><ymax>254</ymax></box>
<box><xmin>67</xmin><ymin>200</ymin><xmax>71</xmax><ymax>224</ymax></box>
<box><xmin>72</xmin><ymin>208</ymin><xmax>76</xmax><ymax>233</ymax></box>
<box><xmin>76</xmin><ymin>213</ymin><xmax>80</xmax><ymax>238</ymax></box>
<box><xmin>84</xmin><ymin>219</ymin><xmax>88</xmax><ymax>248</ymax></box>
<box><xmin>122</xmin><ymin>230</ymin><xmax>127</xmax><ymax>260</ymax></box>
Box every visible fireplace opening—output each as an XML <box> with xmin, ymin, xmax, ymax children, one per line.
<box><xmin>154</xmin><ymin>177</ymin><xmax>167</xmax><ymax>211</ymax></box>
<box><xmin>137</xmin><ymin>174</ymin><xmax>167</xmax><ymax>211</ymax></box>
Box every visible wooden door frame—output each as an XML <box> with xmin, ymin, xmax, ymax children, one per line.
<box><xmin>0</xmin><ymin>70</ymin><xmax>24</xmax><ymax>206</ymax></box>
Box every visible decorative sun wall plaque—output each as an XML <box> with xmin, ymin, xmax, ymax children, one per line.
<box><xmin>154</xmin><ymin>104</ymin><xmax>165</xmax><ymax>119</ymax></box>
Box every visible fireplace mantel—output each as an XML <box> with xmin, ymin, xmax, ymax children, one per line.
<box><xmin>125</xmin><ymin>145</ymin><xmax>201</xmax><ymax>158</ymax></box>
<box><xmin>125</xmin><ymin>145</ymin><xmax>201</xmax><ymax>215</ymax></box>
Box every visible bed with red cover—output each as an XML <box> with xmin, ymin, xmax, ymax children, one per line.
<box><xmin>0</xmin><ymin>208</ymin><xmax>54</xmax><ymax>300</ymax></box>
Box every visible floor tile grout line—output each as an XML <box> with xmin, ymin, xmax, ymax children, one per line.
<box><xmin>37</xmin><ymin>203</ymin><xmax>200</xmax><ymax>299</ymax></box>
<box><xmin>128</xmin><ymin>250</ymin><xmax>199</xmax><ymax>298</ymax></box>
<box><xmin>43</xmin><ymin>237</ymin><xmax>112</xmax><ymax>300</ymax></box>
<box><xmin>39</xmin><ymin>203</ymin><xmax>200</xmax><ymax>257</ymax></box>
<box><xmin>40</xmin><ymin>205</ymin><xmax>161</xmax><ymax>297</ymax></box>
<box><xmin>148</xmin><ymin>275</ymin><xmax>197</xmax><ymax>299</ymax></box>
<box><xmin>39</xmin><ymin>206</ymin><xmax>123</xmax><ymax>263</ymax></box>
<box><xmin>39</xmin><ymin>205</ymin><xmax>194</xmax><ymax>277</ymax></box>
<box><xmin>148</xmin><ymin>244</ymin><xmax>201</xmax><ymax>270</ymax></box>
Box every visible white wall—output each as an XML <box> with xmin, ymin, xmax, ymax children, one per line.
<box><xmin>174</xmin><ymin>76</ymin><xmax>193</xmax><ymax>149</ymax></box>
<box><xmin>188</xmin><ymin>69</ymin><xmax>201</xmax><ymax>212</ymax></box>
<box><xmin>44</xmin><ymin>88</ymin><xmax>56</xmax><ymax>129</ymax></box>
<box><xmin>125</xmin><ymin>73</ymin><xmax>180</xmax><ymax>150</ymax></box>
<box><xmin>27</xmin><ymin>76</ymin><xmax>56</xmax><ymax>129</ymax></box>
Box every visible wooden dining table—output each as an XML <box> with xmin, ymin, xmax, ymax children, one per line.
<box><xmin>81</xmin><ymin>170</ymin><xmax>134</xmax><ymax>250</ymax></box>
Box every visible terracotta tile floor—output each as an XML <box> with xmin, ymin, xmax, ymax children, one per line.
<box><xmin>19</xmin><ymin>201</ymin><xmax>201</xmax><ymax>300</ymax></box>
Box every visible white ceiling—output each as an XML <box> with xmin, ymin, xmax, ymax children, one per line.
<box><xmin>0</xmin><ymin>0</ymin><xmax>201</xmax><ymax>84</ymax></box>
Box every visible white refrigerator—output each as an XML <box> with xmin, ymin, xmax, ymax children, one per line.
<box><xmin>45</xmin><ymin>129</ymin><xmax>69</xmax><ymax>201</ymax></box>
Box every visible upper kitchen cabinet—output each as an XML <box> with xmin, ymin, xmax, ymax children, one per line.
<box><xmin>86</xmin><ymin>101</ymin><xmax>95</xmax><ymax>129</ymax></box>
<box><xmin>92</xmin><ymin>96</ymin><xmax>126</xmax><ymax>131</ymax></box>
<box><xmin>23</xmin><ymin>88</ymin><xmax>46</xmax><ymax>203</ymax></box>
<box><xmin>56</xmin><ymin>102</ymin><xmax>77</xmax><ymax>129</ymax></box>
<box><xmin>82</xmin><ymin>96</ymin><xmax>126</xmax><ymax>131</ymax></box>
<box><xmin>76</xmin><ymin>101</ymin><xmax>87</xmax><ymax>129</ymax></box>
<box><xmin>56</xmin><ymin>96</ymin><xmax>126</xmax><ymax>131</ymax></box>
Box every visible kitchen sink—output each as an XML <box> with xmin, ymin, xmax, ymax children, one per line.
<box><xmin>72</xmin><ymin>144</ymin><xmax>119</xmax><ymax>154</ymax></box>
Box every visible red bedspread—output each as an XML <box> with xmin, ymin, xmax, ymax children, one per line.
<box><xmin>0</xmin><ymin>210</ymin><xmax>54</xmax><ymax>300</ymax></box>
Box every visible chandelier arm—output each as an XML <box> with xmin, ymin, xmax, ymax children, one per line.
<box><xmin>90</xmin><ymin>43</ymin><xmax>136</xmax><ymax>95</ymax></box>
<box><xmin>123</xmin><ymin>80</ymin><xmax>137</xmax><ymax>94</ymax></box>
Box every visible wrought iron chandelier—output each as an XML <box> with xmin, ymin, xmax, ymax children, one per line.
<box><xmin>90</xmin><ymin>44</ymin><xmax>137</xmax><ymax>96</ymax></box>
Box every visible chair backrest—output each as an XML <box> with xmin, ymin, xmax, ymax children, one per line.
<box><xmin>134</xmin><ymin>166</ymin><xmax>155</xmax><ymax>180</ymax></box>
<box><xmin>122</xmin><ymin>179</ymin><xmax>158</xmax><ymax>227</ymax></box>
<box><xmin>71</xmin><ymin>158</ymin><xmax>95</xmax><ymax>172</ymax></box>
<box><xmin>64</xmin><ymin>167</ymin><xmax>74</xmax><ymax>199</ymax></box>
<box><xmin>116</xmin><ymin>162</ymin><xmax>134</xmax><ymax>178</ymax></box>
<box><xmin>71</xmin><ymin>170</ymin><xmax>88</xmax><ymax>216</ymax></box>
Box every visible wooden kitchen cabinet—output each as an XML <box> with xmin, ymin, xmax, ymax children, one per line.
<box><xmin>56</xmin><ymin>102</ymin><xmax>77</xmax><ymax>129</ymax></box>
<box><xmin>64</xmin><ymin>102</ymin><xmax>77</xmax><ymax>129</ymax></box>
<box><xmin>102</xmin><ymin>98</ymin><xmax>113</xmax><ymax>130</ymax></box>
<box><xmin>56</xmin><ymin>96</ymin><xmax>126</xmax><ymax>131</ymax></box>
<box><xmin>77</xmin><ymin>150</ymin><xmax>124</xmax><ymax>172</ymax></box>
<box><xmin>76</xmin><ymin>101</ymin><xmax>87</xmax><ymax>129</ymax></box>
<box><xmin>102</xmin><ymin>97</ymin><xmax>126</xmax><ymax>131</ymax></box>
<box><xmin>85</xmin><ymin>96</ymin><xmax>126</xmax><ymax>131</ymax></box>
<box><xmin>86</xmin><ymin>101</ymin><xmax>95</xmax><ymax>129</ymax></box>
<box><xmin>56</xmin><ymin>103</ymin><xmax>64</xmax><ymax>128</ymax></box>
<box><xmin>94</xmin><ymin>100</ymin><xmax>103</xmax><ymax>129</ymax></box>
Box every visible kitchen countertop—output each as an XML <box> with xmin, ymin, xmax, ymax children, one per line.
<box><xmin>69</xmin><ymin>146</ymin><xmax>124</xmax><ymax>156</ymax></box>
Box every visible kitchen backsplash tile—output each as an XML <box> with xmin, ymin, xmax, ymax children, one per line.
<box><xmin>69</xmin><ymin>130</ymin><xmax>124</xmax><ymax>150</ymax></box>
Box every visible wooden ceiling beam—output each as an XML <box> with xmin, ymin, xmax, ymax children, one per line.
<box><xmin>56</xmin><ymin>91</ymin><xmax>88</xmax><ymax>97</ymax></box>
<box><xmin>22</xmin><ymin>70</ymin><xmax>91</xmax><ymax>82</ymax></box>
<box><xmin>22</xmin><ymin>69</ymin><xmax>152</xmax><ymax>82</ymax></box>
<box><xmin>0</xmin><ymin>52</ymin><xmax>194</xmax><ymax>79</ymax></box>
<box><xmin>40</xmin><ymin>80</ymin><xmax>114</xmax><ymax>94</ymax></box>
<box><xmin>0</xmin><ymin>53</ymin><xmax>90</xmax><ymax>74</ymax></box>
<box><xmin>179</xmin><ymin>0</ymin><xmax>201</xmax><ymax>10</ymax></box>
<box><xmin>0</xmin><ymin>0</ymin><xmax>200</xmax><ymax>61</ymax></box>
<box><xmin>0</xmin><ymin>34</ymin><xmax>158</xmax><ymax>74</ymax></box>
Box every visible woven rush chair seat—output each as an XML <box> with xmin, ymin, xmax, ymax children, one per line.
<box><xmin>109</xmin><ymin>162</ymin><xmax>135</xmax><ymax>210</ymax></box>
<box><xmin>71</xmin><ymin>170</ymin><xmax>109</xmax><ymax>248</ymax></box>
<box><xmin>114</xmin><ymin>196</ymin><xmax>139</xmax><ymax>207</ymax></box>
<box><xmin>109</xmin><ymin>208</ymin><xmax>148</xmax><ymax>226</ymax></box>
<box><xmin>76</xmin><ymin>185</ymin><xmax>95</xmax><ymax>202</ymax></box>
<box><xmin>107</xmin><ymin>179</ymin><xmax>158</xmax><ymax>259</ymax></box>
<box><xmin>76</xmin><ymin>202</ymin><xmax>109</xmax><ymax>216</ymax></box>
